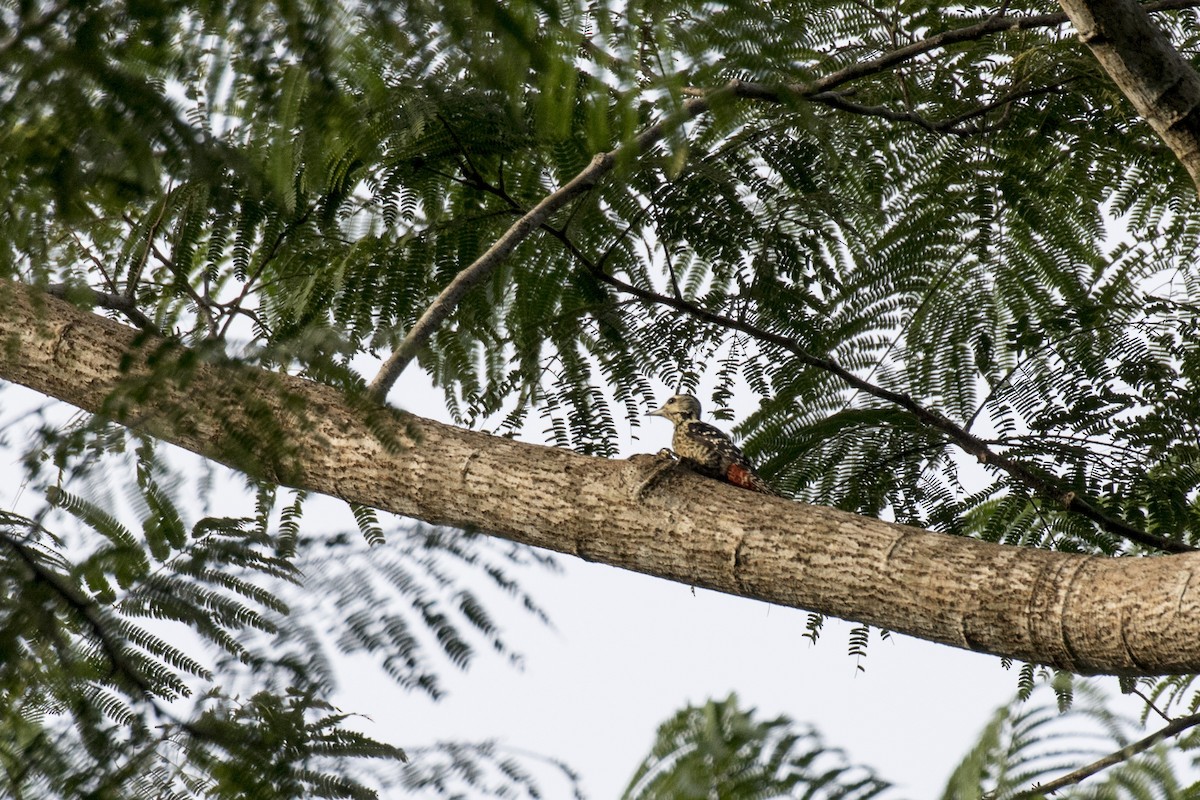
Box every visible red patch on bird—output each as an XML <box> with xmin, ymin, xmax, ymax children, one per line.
<box><xmin>725</xmin><ymin>464</ymin><xmax>755</xmax><ymax>488</ymax></box>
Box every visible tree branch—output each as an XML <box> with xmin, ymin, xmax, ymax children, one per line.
<box><xmin>0</xmin><ymin>525</ymin><xmax>156</xmax><ymax>697</ymax></box>
<box><xmin>365</xmin><ymin>89</ymin><xmax>723</xmax><ymax>400</ymax></box>
<box><xmin>1058</xmin><ymin>0</ymin><xmax>1200</xmax><ymax>195</ymax></box>
<box><xmin>809</xmin><ymin>81</ymin><xmax>1076</xmax><ymax>136</ymax></box>
<box><xmin>1011</xmin><ymin>709</ymin><xmax>1200</xmax><ymax>797</ymax></box>
<box><xmin>6</xmin><ymin>277</ymin><xmax>1200</xmax><ymax>674</ymax></box>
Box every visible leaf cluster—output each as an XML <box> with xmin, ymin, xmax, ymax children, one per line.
<box><xmin>942</xmin><ymin>679</ymin><xmax>1194</xmax><ymax>799</ymax></box>
<box><xmin>622</xmin><ymin>692</ymin><xmax>889</xmax><ymax>799</ymax></box>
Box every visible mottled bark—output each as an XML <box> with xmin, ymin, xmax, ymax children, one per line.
<box><xmin>2</xmin><ymin>278</ymin><xmax>1199</xmax><ymax>675</ymax></box>
<box><xmin>1059</xmin><ymin>0</ymin><xmax>1200</xmax><ymax>195</ymax></box>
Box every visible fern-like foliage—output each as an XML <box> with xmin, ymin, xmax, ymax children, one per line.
<box><xmin>385</xmin><ymin>740</ymin><xmax>583</xmax><ymax>798</ymax></box>
<box><xmin>622</xmin><ymin>693</ymin><xmax>890</xmax><ymax>799</ymax></box>
<box><xmin>0</xmin><ymin>422</ymin><xmax>556</xmax><ymax>798</ymax></box>
<box><xmin>0</xmin><ymin>437</ymin><xmax>407</xmax><ymax>798</ymax></box>
<box><xmin>274</xmin><ymin>520</ymin><xmax>556</xmax><ymax>700</ymax></box>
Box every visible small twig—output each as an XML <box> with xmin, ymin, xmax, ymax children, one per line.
<box><xmin>810</xmin><ymin>91</ymin><xmax>977</xmax><ymax>135</ymax></box>
<box><xmin>810</xmin><ymin>80</ymin><xmax>1073</xmax><ymax>136</ymax></box>
<box><xmin>437</xmin><ymin>113</ymin><xmax>486</xmax><ymax>185</ymax></box>
<box><xmin>126</xmin><ymin>201</ymin><xmax>223</xmax><ymax>336</ymax></box>
<box><xmin>1128</xmin><ymin>686</ymin><xmax>1173</xmax><ymax>724</ymax></box>
<box><xmin>1011</xmin><ymin>711</ymin><xmax>1200</xmax><ymax>797</ymax></box>
<box><xmin>216</xmin><ymin>205</ymin><xmax>314</xmax><ymax>340</ymax></box>
<box><xmin>123</xmin><ymin>189</ymin><xmax>171</xmax><ymax>300</ymax></box>
<box><xmin>942</xmin><ymin>80</ymin><xmax>1077</xmax><ymax>128</ymax></box>
<box><xmin>665</xmin><ymin>260</ymin><xmax>684</xmax><ymax>301</ymax></box>
<box><xmin>849</xmin><ymin>0</ymin><xmax>899</xmax><ymax>36</ymax></box>
<box><xmin>46</xmin><ymin>282</ymin><xmax>157</xmax><ymax>332</ymax></box>
<box><xmin>66</xmin><ymin>229</ymin><xmax>120</xmax><ymax>297</ymax></box>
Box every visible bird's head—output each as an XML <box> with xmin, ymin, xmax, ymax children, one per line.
<box><xmin>649</xmin><ymin>394</ymin><xmax>702</xmax><ymax>424</ymax></box>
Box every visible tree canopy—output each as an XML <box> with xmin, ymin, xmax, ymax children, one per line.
<box><xmin>5</xmin><ymin>0</ymin><xmax>1200</xmax><ymax>796</ymax></box>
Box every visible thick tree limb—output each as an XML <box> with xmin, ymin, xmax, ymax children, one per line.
<box><xmin>5</xmin><ymin>279</ymin><xmax>1200</xmax><ymax>675</ymax></box>
<box><xmin>1059</xmin><ymin>0</ymin><xmax>1200</xmax><ymax>195</ymax></box>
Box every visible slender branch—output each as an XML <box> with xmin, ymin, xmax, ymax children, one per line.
<box><xmin>134</xmin><ymin>231</ymin><xmax>217</xmax><ymax>337</ymax></box>
<box><xmin>123</xmin><ymin>193</ymin><xmax>171</xmax><ymax>300</ymax></box>
<box><xmin>1128</xmin><ymin>686</ymin><xmax>1173</xmax><ymax>723</ymax></box>
<box><xmin>1011</xmin><ymin>710</ymin><xmax>1200</xmax><ymax>797</ymax></box>
<box><xmin>968</xmin><ymin>315</ymin><xmax>1180</xmax><ymax>431</ymax></box>
<box><xmin>216</xmin><ymin>205</ymin><xmax>315</xmax><ymax>341</ymax></box>
<box><xmin>810</xmin><ymin>91</ymin><xmax>985</xmax><ymax>136</ymax></box>
<box><xmin>366</xmin><ymin>88</ymin><xmax>725</xmax><ymax>400</ymax></box>
<box><xmin>941</xmin><ymin>80</ymin><xmax>1078</xmax><ymax>127</ymax></box>
<box><xmin>437</xmin><ymin>113</ymin><xmax>486</xmax><ymax>185</ymax></box>
<box><xmin>810</xmin><ymin>81</ymin><xmax>1075</xmax><ymax>136</ymax></box>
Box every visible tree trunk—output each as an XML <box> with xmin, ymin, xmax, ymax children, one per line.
<box><xmin>1059</xmin><ymin>0</ymin><xmax>1200</xmax><ymax>196</ymax></box>
<box><xmin>1</xmin><ymin>278</ymin><xmax>1198</xmax><ymax>675</ymax></box>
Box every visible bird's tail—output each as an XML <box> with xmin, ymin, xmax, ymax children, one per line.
<box><xmin>725</xmin><ymin>463</ymin><xmax>780</xmax><ymax>496</ymax></box>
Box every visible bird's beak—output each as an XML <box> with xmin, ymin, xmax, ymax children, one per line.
<box><xmin>647</xmin><ymin>405</ymin><xmax>666</xmax><ymax>418</ymax></box>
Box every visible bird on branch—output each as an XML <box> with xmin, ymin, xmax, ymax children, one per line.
<box><xmin>649</xmin><ymin>394</ymin><xmax>779</xmax><ymax>495</ymax></box>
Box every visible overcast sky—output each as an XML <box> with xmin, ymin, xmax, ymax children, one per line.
<box><xmin>357</xmin><ymin>554</ymin><xmax>1029</xmax><ymax>797</ymax></box>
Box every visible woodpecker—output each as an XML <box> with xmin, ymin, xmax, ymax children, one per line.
<box><xmin>649</xmin><ymin>394</ymin><xmax>778</xmax><ymax>495</ymax></box>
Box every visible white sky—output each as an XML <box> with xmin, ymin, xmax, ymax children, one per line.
<box><xmin>355</xmin><ymin>555</ymin><xmax>1027</xmax><ymax>797</ymax></box>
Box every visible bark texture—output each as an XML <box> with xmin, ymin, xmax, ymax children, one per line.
<box><xmin>1059</xmin><ymin>0</ymin><xmax>1200</xmax><ymax>195</ymax></box>
<box><xmin>2</xmin><ymin>278</ymin><xmax>1200</xmax><ymax>675</ymax></box>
